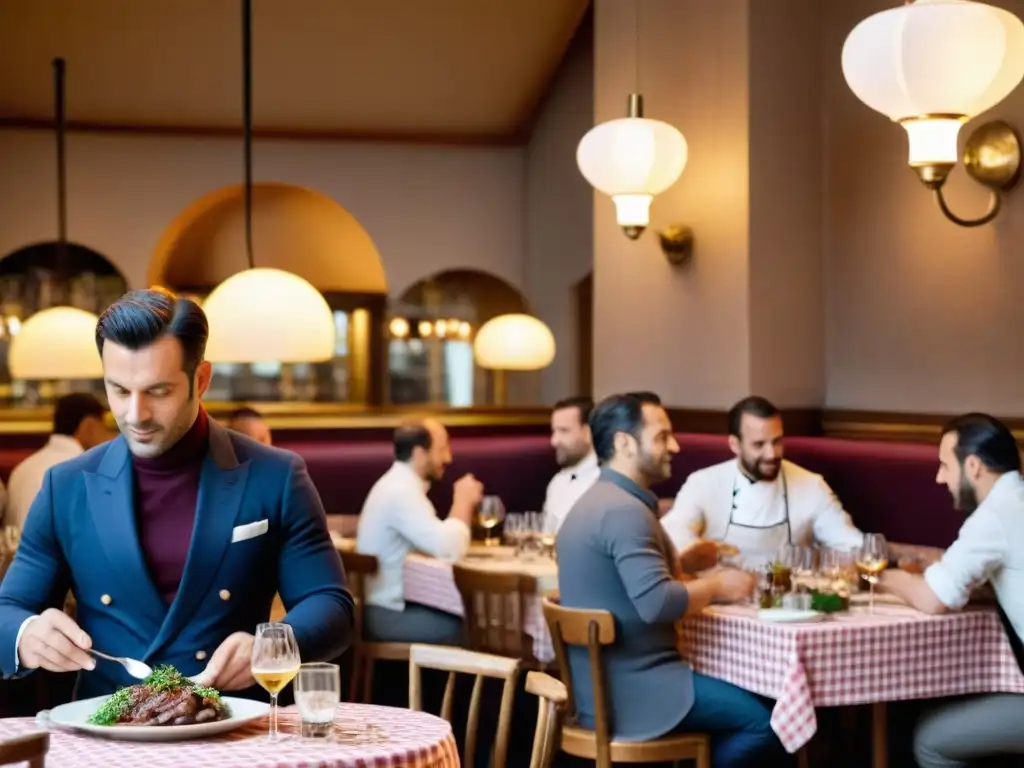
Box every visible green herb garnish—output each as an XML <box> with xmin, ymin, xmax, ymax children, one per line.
<box><xmin>86</xmin><ymin>664</ymin><xmax>224</xmax><ymax>726</ymax></box>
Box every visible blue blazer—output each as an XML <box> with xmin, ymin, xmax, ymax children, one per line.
<box><xmin>0</xmin><ymin>419</ymin><xmax>354</xmax><ymax>699</ymax></box>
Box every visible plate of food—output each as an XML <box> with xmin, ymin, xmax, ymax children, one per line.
<box><xmin>757</xmin><ymin>608</ymin><xmax>826</xmax><ymax>623</ymax></box>
<box><xmin>47</xmin><ymin>665</ymin><xmax>269</xmax><ymax>742</ymax></box>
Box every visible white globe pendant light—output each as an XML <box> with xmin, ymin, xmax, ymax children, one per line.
<box><xmin>842</xmin><ymin>0</ymin><xmax>1024</xmax><ymax>226</ymax></box>
<box><xmin>203</xmin><ymin>0</ymin><xmax>335</xmax><ymax>364</ymax></box>
<box><xmin>9</xmin><ymin>306</ymin><xmax>102</xmax><ymax>380</ymax></box>
<box><xmin>577</xmin><ymin>94</ymin><xmax>688</xmax><ymax>239</ymax></box>
<box><xmin>473</xmin><ymin>313</ymin><xmax>556</xmax><ymax>371</ymax></box>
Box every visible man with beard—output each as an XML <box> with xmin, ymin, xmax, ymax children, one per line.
<box><xmin>356</xmin><ymin>418</ymin><xmax>483</xmax><ymax>643</ymax></box>
<box><xmin>0</xmin><ymin>289</ymin><xmax>353</xmax><ymax>697</ymax></box>
<box><xmin>661</xmin><ymin>396</ymin><xmax>863</xmax><ymax>565</ymax></box>
<box><xmin>880</xmin><ymin>413</ymin><xmax>1024</xmax><ymax>767</ymax></box>
<box><xmin>543</xmin><ymin>396</ymin><xmax>599</xmax><ymax>531</ymax></box>
<box><xmin>557</xmin><ymin>393</ymin><xmax>781</xmax><ymax>767</ymax></box>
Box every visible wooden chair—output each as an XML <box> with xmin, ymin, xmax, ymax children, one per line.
<box><xmin>542</xmin><ymin>598</ymin><xmax>711</xmax><ymax>768</ymax></box>
<box><xmin>341</xmin><ymin>550</ymin><xmax>411</xmax><ymax>703</ymax></box>
<box><xmin>409</xmin><ymin>643</ymin><xmax>520</xmax><ymax>768</ymax></box>
<box><xmin>0</xmin><ymin>732</ymin><xmax>49</xmax><ymax>767</ymax></box>
<box><xmin>525</xmin><ymin>671</ymin><xmax>567</xmax><ymax>768</ymax></box>
<box><xmin>452</xmin><ymin>566</ymin><xmax>540</xmax><ymax>665</ymax></box>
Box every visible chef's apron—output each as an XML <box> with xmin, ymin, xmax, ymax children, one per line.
<box><xmin>722</xmin><ymin>466</ymin><xmax>791</xmax><ymax>570</ymax></box>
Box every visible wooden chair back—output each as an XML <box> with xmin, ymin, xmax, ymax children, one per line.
<box><xmin>409</xmin><ymin>644</ymin><xmax>520</xmax><ymax>768</ymax></box>
<box><xmin>0</xmin><ymin>731</ymin><xmax>49</xmax><ymax>767</ymax></box>
<box><xmin>340</xmin><ymin>550</ymin><xmax>379</xmax><ymax>642</ymax></box>
<box><xmin>452</xmin><ymin>565</ymin><xmax>537</xmax><ymax>661</ymax></box>
<box><xmin>0</xmin><ymin>527</ymin><xmax>19</xmax><ymax>584</ymax></box>
<box><xmin>525</xmin><ymin>671</ymin><xmax>567</xmax><ymax>768</ymax></box>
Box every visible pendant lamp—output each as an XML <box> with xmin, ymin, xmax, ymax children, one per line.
<box><xmin>201</xmin><ymin>0</ymin><xmax>335</xmax><ymax>364</ymax></box>
<box><xmin>8</xmin><ymin>58</ymin><xmax>102</xmax><ymax>381</ymax></box>
<box><xmin>842</xmin><ymin>0</ymin><xmax>1024</xmax><ymax>227</ymax></box>
<box><xmin>473</xmin><ymin>314</ymin><xmax>556</xmax><ymax>371</ymax></box>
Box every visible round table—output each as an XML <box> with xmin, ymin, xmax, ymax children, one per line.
<box><xmin>0</xmin><ymin>703</ymin><xmax>459</xmax><ymax>768</ymax></box>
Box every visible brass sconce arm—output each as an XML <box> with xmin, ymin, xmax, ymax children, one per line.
<box><xmin>913</xmin><ymin>120</ymin><xmax>1021</xmax><ymax>228</ymax></box>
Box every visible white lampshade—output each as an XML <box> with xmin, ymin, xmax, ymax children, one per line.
<box><xmin>9</xmin><ymin>306</ymin><xmax>102</xmax><ymax>380</ymax></box>
<box><xmin>473</xmin><ymin>313</ymin><xmax>555</xmax><ymax>371</ymax></box>
<box><xmin>842</xmin><ymin>0</ymin><xmax>1024</xmax><ymax>165</ymax></box>
<box><xmin>577</xmin><ymin>116</ymin><xmax>688</xmax><ymax>229</ymax></box>
<box><xmin>202</xmin><ymin>267</ymin><xmax>335</xmax><ymax>363</ymax></box>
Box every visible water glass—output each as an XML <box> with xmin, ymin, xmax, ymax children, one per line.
<box><xmin>295</xmin><ymin>662</ymin><xmax>340</xmax><ymax>739</ymax></box>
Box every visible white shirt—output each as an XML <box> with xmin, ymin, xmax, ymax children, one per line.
<box><xmin>543</xmin><ymin>451</ymin><xmax>600</xmax><ymax>531</ymax></box>
<box><xmin>661</xmin><ymin>458</ymin><xmax>864</xmax><ymax>552</ymax></box>
<box><xmin>925</xmin><ymin>471</ymin><xmax>1024</xmax><ymax>643</ymax></box>
<box><xmin>4</xmin><ymin>435</ymin><xmax>77</xmax><ymax>530</ymax></box>
<box><xmin>355</xmin><ymin>461</ymin><xmax>471</xmax><ymax>611</ymax></box>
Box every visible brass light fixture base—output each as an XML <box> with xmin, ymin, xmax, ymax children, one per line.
<box><xmin>658</xmin><ymin>225</ymin><xmax>695</xmax><ymax>266</ymax></box>
<box><xmin>913</xmin><ymin>119</ymin><xmax>1021</xmax><ymax>228</ymax></box>
<box><xmin>622</xmin><ymin>225</ymin><xmax>646</xmax><ymax>240</ymax></box>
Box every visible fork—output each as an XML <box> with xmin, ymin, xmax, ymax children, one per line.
<box><xmin>87</xmin><ymin>649</ymin><xmax>152</xmax><ymax>679</ymax></box>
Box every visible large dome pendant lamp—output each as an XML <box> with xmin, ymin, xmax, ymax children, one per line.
<box><xmin>8</xmin><ymin>58</ymin><xmax>103</xmax><ymax>381</ymax></box>
<box><xmin>842</xmin><ymin>0</ymin><xmax>1024</xmax><ymax>227</ymax></box>
<box><xmin>201</xmin><ymin>0</ymin><xmax>335</xmax><ymax>364</ymax></box>
<box><xmin>576</xmin><ymin>0</ymin><xmax>689</xmax><ymax>248</ymax></box>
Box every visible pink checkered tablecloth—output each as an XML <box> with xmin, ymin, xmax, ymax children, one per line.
<box><xmin>0</xmin><ymin>703</ymin><xmax>458</xmax><ymax>768</ymax></box>
<box><xmin>402</xmin><ymin>554</ymin><xmax>555</xmax><ymax>662</ymax></box>
<box><xmin>680</xmin><ymin>600</ymin><xmax>1024</xmax><ymax>753</ymax></box>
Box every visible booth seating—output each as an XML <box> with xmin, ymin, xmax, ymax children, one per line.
<box><xmin>0</xmin><ymin>432</ymin><xmax>956</xmax><ymax>549</ymax></box>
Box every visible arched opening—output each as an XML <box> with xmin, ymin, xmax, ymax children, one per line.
<box><xmin>149</xmin><ymin>183</ymin><xmax>389</xmax><ymax>405</ymax></box>
<box><xmin>0</xmin><ymin>241</ymin><xmax>127</xmax><ymax>405</ymax></box>
<box><xmin>391</xmin><ymin>269</ymin><xmax>532</xmax><ymax>405</ymax></box>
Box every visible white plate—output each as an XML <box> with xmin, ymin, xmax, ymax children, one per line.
<box><xmin>47</xmin><ymin>695</ymin><xmax>269</xmax><ymax>742</ymax></box>
<box><xmin>757</xmin><ymin>608</ymin><xmax>825</xmax><ymax>623</ymax></box>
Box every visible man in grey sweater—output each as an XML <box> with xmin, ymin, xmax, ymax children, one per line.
<box><xmin>556</xmin><ymin>393</ymin><xmax>782</xmax><ymax>768</ymax></box>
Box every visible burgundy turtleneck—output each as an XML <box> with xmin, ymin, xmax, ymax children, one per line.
<box><xmin>132</xmin><ymin>408</ymin><xmax>210</xmax><ymax>605</ymax></box>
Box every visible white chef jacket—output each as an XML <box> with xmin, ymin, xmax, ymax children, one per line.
<box><xmin>4</xmin><ymin>434</ymin><xmax>79</xmax><ymax>530</ymax></box>
<box><xmin>661</xmin><ymin>458</ymin><xmax>864</xmax><ymax>553</ymax></box>
<box><xmin>355</xmin><ymin>461</ymin><xmax>471</xmax><ymax>611</ymax></box>
<box><xmin>925</xmin><ymin>471</ymin><xmax>1024</xmax><ymax>645</ymax></box>
<box><xmin>543</xmin><ymin>451</ymin><xmax>600</xmax><ymax>531</ymax></box>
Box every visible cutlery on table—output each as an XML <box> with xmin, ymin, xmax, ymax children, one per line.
<box><xmin>87</xmin><ymin>649</ymin><xmax>152</xmax><ymax>679</ymax></box>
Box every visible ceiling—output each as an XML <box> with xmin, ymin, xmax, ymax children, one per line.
<box><xmin>0</xmin><ymin>0</ymin><xmax>590</xmax><ymax>143</ymax></box>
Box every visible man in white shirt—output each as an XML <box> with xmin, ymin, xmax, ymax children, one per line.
<box><xmin>4</xmin><ymin>393</ymin><xmax>109</xmax><ymax>530</ymax></box>
<box><xmin>880</xmin><ymin>413</ymin><xmax>1024</xmax><ymax>767</ymax></box>
<box><xmin>356</xmin><ymin>418</ymin><xmax>483</xmax><ymax>643</ymax></box>
<box><xmin>543</xmin><ymin>396</ymin><xmax>600</xmax><ymax>531</ymax></box>
<box><xmin>661</xmin><ymin>396</ymin><xmax>863</xmax><ymax>565</ymax></box>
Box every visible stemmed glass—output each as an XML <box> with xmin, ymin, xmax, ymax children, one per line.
<box><xmin>856</xmin><ymin>533</ymin><xmax>889</xmax><ymax>613</ymax></box>
<box><xmin>251</xmin><ymin>622</ymin><xmax>301</xmax><ymax>742</ymax></box>
<box><xmin>477</xmin><ymin>495</ymin><xmax>506</xmax><ymax>547</ymax></box>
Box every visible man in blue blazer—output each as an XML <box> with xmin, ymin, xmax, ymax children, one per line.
<box><xmin>0</xmin><ymin>289</ymin><xmax>353</xmax><ymax>699</ymax></box>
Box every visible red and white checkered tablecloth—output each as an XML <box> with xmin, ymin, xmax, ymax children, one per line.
<box><xmin>403</xmin><ymin>555</ymin><xmax>555</xmax><ymax>662</ymax></box>
<box><xmin>0</xmin><ymin>703</ymin><xmax>458</xmax><ymax>768</ymax></box>
<box><xmin>680</xmin><ymin>601</ymin><xmax>1024</xmax><ymax>753</ymax></box>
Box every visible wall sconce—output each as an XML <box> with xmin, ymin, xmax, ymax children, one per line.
<box><xmin>658</xmin><ymin>225</ymin><xmax>695</xmax><ymax>266</ymax></box>
<box><xmin>577</xmin><ymin>94</ymin><xmax>688</xmax><ymax>240</ymax></box>
<box><xmin>842</xmin><ymin>0</ymin><xmax>1024</xmax><ymax>228</ymax></box>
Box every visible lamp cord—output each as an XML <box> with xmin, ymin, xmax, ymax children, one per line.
<box><xmin>53</xmin><ymin>57</ymin><xmax>69</xmax><ymax>302</ymax></box>
<box><xmin>634</xmin><ymin>0</ymin><xmax>640</xmax><ymax>94</ymax></box>
<box><xmin>242</xmin><ymin>0</ymin><xmax>255</xmax><ymax>270</ymax></box>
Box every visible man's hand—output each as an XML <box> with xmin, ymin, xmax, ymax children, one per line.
<box><xmin>677</xmin><ymin>540</ymin><xmax>721</xmax><ymax>574</ymax></box>
<box><xmin>18</xmin><ymin>608</ymin><xmax>95</xmax><ymax>672</ymax></box>
<box><xmin>713</xmin><ymin>568</ymin><xmax>756</xmax><ymax>603</ymax></box>
<box><xmin>192</xmin><ymin>632</ymin><xmax>255</xmax><ymax>691</ymax></box>
<box><xmin>451</xmin><ymin>474</ymin><xmax>484</xmax><ymax>525</ymax></box>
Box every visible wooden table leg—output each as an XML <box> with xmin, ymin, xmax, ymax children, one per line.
<box><xmin>797</xmin><ymin>745</ymin><xmax>810</xmax><ymax>768</ymax></box>
<box><xmin>872</xmin><ymin>702</ymin><xmax>887</xmax><ymax>768</ymax></box>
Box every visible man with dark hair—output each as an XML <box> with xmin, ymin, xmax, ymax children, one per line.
<box><xmin>227</xmin><ymin>406</ymin><xmax>272</xmax><ymax>446</ymax></box>
<box><xmin>356</xmin><ymin>417</ymin><xmax>483</xmax><ymax>643</ymax></box>
<box><xmin>557</xmin><ymin>394</ymin><xmax>780</xmax><ymax>767</ymax></box>
<box><xmin>881</xmin><ymin>413</ymin><xmax>1024</xmax><ymax>766</ymax></box>
<box><xmin>543</xmin><ymin>396</ymin><xmax>598</xmax><ymax>531</ymax></box>
<box><xmin>625</xmin><ymin>390</ymin><xmax>662</xmax><ymax>405</ymax></box>
<box><xmin>662</xmin><ymin>395</ymin><xmax>862</xmax><ymax>564</ymax></box>
<box><xmin>4</xmin><ymin>393</ymin><xmax>111</xmax><ymax>530</ymax></box>
<box><xmin>0</xmin><ymin>288</ymin><xmax>353</xmax><ymax>699</ymax></box>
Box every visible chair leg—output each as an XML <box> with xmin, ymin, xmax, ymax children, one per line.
<box><xmin>695</xmin><ymin>739</ymin><xmax>712</xmax><ymax>768</ymax></box>
<box><xmin>362</xmin><ymin>657</ymin><xmax>375</xmax><ymax>704</ymax></box>
<box><xmin>348</xmin><ymin>649</ymin><xmax>364</xmax><ymax>703</ymax></box>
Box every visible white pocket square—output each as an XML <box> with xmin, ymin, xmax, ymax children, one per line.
<box><xmin>231</xmin><ymin>519</ymin><xmax>269</xmax><ymax>543</ymax></box>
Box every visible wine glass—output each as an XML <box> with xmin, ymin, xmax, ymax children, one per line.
<box><xmin>477</xmin><ymin>495</ymin><xmax>506</xmax><ymax>547</ymax></box>
<box><xmin>538</xmin><ymin>512</ymin><xmax>558</xmax><ymax>559</ymax></box>
<box><xmin>251</xmin><ymin>622</ymin><xmax>301</xmax><ymax>741</ymax></box>
<box><xmin>856</xmin><ymin>533</ymin><xmax>889</xmax><ymax>614</ymax></box>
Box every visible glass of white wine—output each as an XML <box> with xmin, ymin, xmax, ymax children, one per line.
<box><xmin>251</xmin><ymin>622</ymin><xmax>301</xmax><ymax>742</ymax></box>
<box><xmin>856</xmin><ymin>533</ymin><xmax>889</xmax><ymax>614</ymax></box>
<box><xmin>477</xmin><ymin>495</ymin><xmax>506</xmax><ymax>547</ymax></box>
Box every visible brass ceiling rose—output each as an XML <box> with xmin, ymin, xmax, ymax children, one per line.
<box><xmin>963</xmin><ymin>119</ymin><xmax>1022</xmax><ymax>191</ymax></box>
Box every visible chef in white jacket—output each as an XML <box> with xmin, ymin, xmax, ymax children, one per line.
<box><xmin>661</xmin><ymin>396</ymin><xmax>864</xmax><ymax>565</ymax></box>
